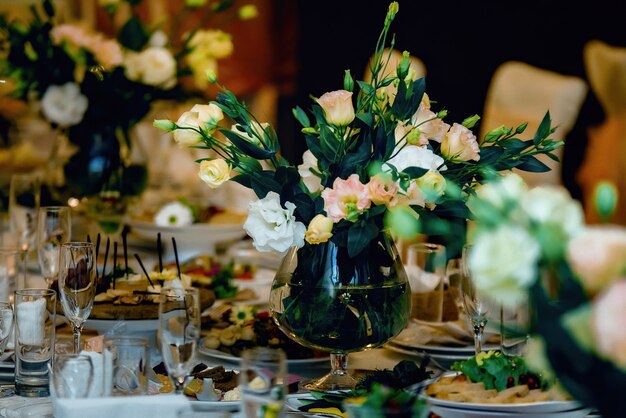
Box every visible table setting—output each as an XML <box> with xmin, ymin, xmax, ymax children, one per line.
<box><xmin>0</xmin><ymin>0</ymin><xmax>623</xmax><ymax>417</ymax></box>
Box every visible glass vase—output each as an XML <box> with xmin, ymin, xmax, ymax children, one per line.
<box><xmin>269</xmin><ymin>232</ymin><xmax>411</xmax><ymax>391</ymax></box>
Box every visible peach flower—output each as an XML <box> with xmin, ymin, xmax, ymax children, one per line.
<box><xmin>317</xmin><ymin>90</ymin><xmax>355</xmax><ymax>127</ymax></box>
<box><xmin>322</xmin><ymin>174</ymin><xmax>371</xmax><ymax>222</ymax></box>
<box><xmin>305</xmin><ymin>214</ymin><xmax>334</xmax><ymax>244</ymax></box>
<box><xmin>441</xmin><ymin>123</ymin><xmax>480</xmax><ymax>161</ymax></box>
<box><xmin>410</xmin><ymin>104</ymin><xmax>449</xmax><ymax>143</ymax></box>
<box><xmin>591</xmin><ymin>280</ymin><xmax>626</xmax><ymax>368</ymax></box>
<box><xmin>89</xmin><ymin>37</ymin><xmax>123</xmax><ymax>69</ymax></box>
<box><xmin>50</xmin><ymin>24</ymin><xmax>87</xmax><ymax>47</ymax></box>
<box><xmin>368</xmin><ymin>174</ymin><xmax>398</xmax><ymax>206</ymax></box>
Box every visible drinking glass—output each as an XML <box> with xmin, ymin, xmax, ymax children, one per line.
<box><xmin>239</xmin><ymin>347</ymin><xmax>286</xmax><ymax>418</ymax></box>
<box><xmin>51</xmin><ymin>353</ymin><xmax>94</xmax><ymax>399</ymax></box>
<box><xmin>500</xmin><ymin>292</ymin><xmax>531</xmax><ymax>356</ymax></box>
<box><xmin>0</xmin><ymin>302</ymin><xmax>14</xmax><ymax>397</ymax></box>
<box><xmin>104</xmin><ymin>336</ymin><xmax>149</xmax><ymax>396</ymax></box>
<box><xmin>58</xmin><ymin>242</ymin><xmax>96</xmax><ymax>353</ymax></box>
<box><xmin>36</xmin><ymin>206</ymin><xmax>72</xmax><ymax>288</ymax></box>
<box><xmin>405</xmin><ymin>243</ymin><xmax>447</xmax><ymax>322</ymax></box>
<box><xmin>0</xmin><ymin>246</ymin><xmax>27</xmax><ymax>300</ymax></box>
<box><xmin>9</xmin><ymin>173</ymin><xmax>41</xmax><ymax>252</ymax></box>
<box><xmin>158</xmin><ymin>287</ymin><xmax>201</xmax><ymax>393</ymax></box>
<box><xmin>460</xmin><ymin>244</ymin><xmax>495</xmax><ymax>354</ymax></box>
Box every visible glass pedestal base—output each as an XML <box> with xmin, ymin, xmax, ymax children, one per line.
<box><xmin>301</xmin><ymin>352</ymin><xmax>357</xmax><ymax>391</ymax></box>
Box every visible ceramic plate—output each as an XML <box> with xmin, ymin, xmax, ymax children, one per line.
<box><xmin>423</xmin><ymin>393</ymin><xmax>587</xmax><ymax>413</ymax></box>
<box><xmin>190</xmin><ymin>399</ymin><xmax>241</xmax><ymax>412</ymax></box>
<box><xmin>384</xmin><ymin>342</ymin><xmax>469</xmax><ymax>370</ymax></box>
<box><xmin>198</xmin><ymin>346</ymin><xmax>330</xmax><ymax>368</ymax></box>
<box><xmin>426</xmin><ymin>404</ymin><xmax>591</xmax><ymax>418</ymax></box>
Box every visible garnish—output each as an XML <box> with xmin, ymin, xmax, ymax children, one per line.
<box><xmin>450</xmin><ymin>351</ymin><xmax>549</xmax><ymax>391</ymax></box>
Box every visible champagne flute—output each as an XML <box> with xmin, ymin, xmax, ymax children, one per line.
<box><xmin>36</xmin><ymin>206</ymin><xmax>71</xmax><ymax>288</ymax></box>
<box><xmin>158</xmin><ymin>287</ymin><xmax>201</xmax><ymax>394</ymax></box>
<box><xmin>0</xmin><ymin>302</ymin><xmax>14</xmax><ymax>397</ymax></box>
<box><xmin>58</xmin><ymin>242</ymin><xmax>96</xmax><ymax>353</ymax></box>
<box><xmin>460</xmin><ymin>244</ymin><xmax>494</xmax><ymax>355</ymax></box>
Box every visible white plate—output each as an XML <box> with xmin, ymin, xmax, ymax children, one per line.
<box><xmin>427</xmin><ymin>404</ymin><xmax>591</xmax><ymax>418</ymax></box>
<box><xmin>126</xmin><ymin>219</ymin><xmax>247</xmax><ymax>257</ymax></box>
<box><xmin>83</xmin><ymin>317</ymin><xmax>159</xmax><ymax>333</ymax></box>
<box><xmin>198</xmin><ymin>346</ymin><xmax>330</xmax><ymax>368</ymax></box>
<box><xmin>384</xmin><ymin>342</ymin><xmax>469</xmax><ymax>370</ymax></box>
<box><xmin>424</xmin><ymin>394</ymin><xmax>585</xmax><ymax>413</ymax></box>
<box><xmin>190</xmin><ymin>399</ymin><xmax>241</xmax><ymax>412</ymax></box>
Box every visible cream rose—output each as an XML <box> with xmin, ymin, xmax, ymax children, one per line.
<box><xmin>198</xmin><ymin>159</ymin><xmax>231</xmax><ymax>189</ymax></box>
<box><xmin>243</xmin><ymin>192</ymin><xmax>306</xmax><ymax>253</ymax></box>
<box><xmin>305</xmin><ymin>214</ymin><xmax>334</xmax><ymax>244</ymax></box>
<box><xmin>317</xmin><ymin>90</ymin><xmax>355</xmax><ymax>127</ymax></box>
<box><xmin>173</xmin><ymin>103</ymin><xmax>223</xmax><ymax>147</ymax></box>
<box><xmin>591</xmin><ymin>280</ymin><xmax>626</xmax><ymax>368</ymax></box>
<box><xmin>567</xmin><ymin>225</ymin><xmax>626</xmax><ymax>295</ymax></box>
<box><xmin>441</xmin><ymin>123</ymin><xmax>480</xmax><ymax>161</ymax></box>
<box><xmin>297</xmin><ymin>150</ymin><xmax>323</xmax><ymax>193</ymax></box>
<box><xmin>470</xmin><ymin>225</ymin><xmax>541</xmax><ymax>307</ymax></box>
<box><xmin>416</xmin><ymin>170</ymin><xmax>446</xmax><ymax>203</ymax></box>
<box><xmin>124</xmin><ymin>47</ymin><xmax>176</xmax><ymax>88</ymax></box>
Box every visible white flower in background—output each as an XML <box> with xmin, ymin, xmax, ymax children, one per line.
<box><xmin>41</xmin><ymin>83</ymin><xmax>88</xmax><ymax>127</ymax></box>
<box><xmin>154</xmin><ymin>201</ymin><xmax>194</xmax><ymax>227</ymax></box>
<box><xmin>416</xmin><ymin>170</ymin><xmax>446</xmax><ymax>203</ymax></box>
<box><xmin>189</xmin><ymin>29</ymin><xmax>233</xmax><ymax>59</ymax></box>
<box><xmin>521</xmin><ymin>186</ymin><xmax>584</xmax><ymax>238</ymax></box>
<box><xmin>441</xmin><ymin>123</ymin><xmax>480</xmax><ymax>162</ymax></box>
<box><xmin>591</xmin><ymin>280</ymin><xmax>626</xmax><ymax>368</ymax></box>
<box><xmin>124</xmin><ymin>47</ymin><xmax>176</xmax><ymax>88</ymax></box>
<box><xmin>384</xmin><ymin>145</ymin><xmax>446</xmax><ymax>173</ymax></box>
<box><xmin>468</xmin><ymin>172</ymin><xmax>527</xmax><ymax>213</ymax></box>
<box><xmin>410</xmin><ymin>104</ymin><xmax>449</xmax><ymax>144</ymax></box>
<box><xmin>469</xmin><ymin>224</ymin><xmax>541</xmax><ymax>307</ymax></box>
<box><xmin>173</xmin><ymin>103</ymin><xmax>223</xmax><ymax>147</ymax></box>
<box><xmin>297</xmin><ymin>150</ymin><xmax>323</xmax><ymax>193</ymax></box>
<box><xmin>148</xmin><ymin>30</ymin><xmax>168</xmax><ymax>48</ymax></box>
<box><xmin>567</xmin><ymin>225</ymin><xmax>626</xmax><ymax>295</ymax></box>
<box><xmin>243</xmin><ymin>192</ymin><xmax>306</xmax><ymax>253</ymax></box>
<box><xmin>198</xmin><ymin>159</ymin><xmax>231</xmax><ymax>189</ymax></box>
<box><xmin>305</xmin><ymin>214</ymin><xmax>334</xmax><ymax>245</ymax></box>
<box><xmin>317</xmin><ymin>90</ymin><xmax>355</xmax><ymax>127</ymax></box>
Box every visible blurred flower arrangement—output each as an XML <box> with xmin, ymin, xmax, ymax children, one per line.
<box><xmin>467</xmin><ymin>173</ymin><xmax>626</xmax><ymax>416</ymax></box>
<box><xmin>0</xmin><ymin>0</ymin><xmax>255</xmax><ymax>201</ymax></box>
<box><xmin>155</xmin><ymin>1</ymin><xmax>561</xmax><ymax>259</ymax></box>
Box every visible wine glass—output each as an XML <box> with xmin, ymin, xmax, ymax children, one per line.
<box><xmin>0</xmin><ymin>302</ymin><xmax>14</xmax><ymax>397</ymax></box>
<box><xmin>158</xmin><ymin>287</ymin><xmax>201</xmax><ymax>394</ymax></box>
<box><xmin>58</xmin><ymin>242</ymin><xmax>96</xmax><ymax>353</ymax></box>
<box><xmin>36</xmin><ymin>206</ymin><xmax>72</xmax><ymax>288</ymax></box>
<box><xmin>460</xmin><ymin>244</ymin><xmax>494</xmax><ymax>355</ymax></box>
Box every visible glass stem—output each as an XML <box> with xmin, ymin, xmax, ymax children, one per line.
<box><xmin>73</xmin><ymin>326</ymin><xmax>81</xmax><ymax>353</ymax></box>
<box><xmin>329</xmin><ymin>352</ymin><xmax>349</xmax><ymax>377</ymax></box>
<box><xmin>473</xmin><ymin>324</ymin><xmax>483</xmax><ymax>354</ymax></box>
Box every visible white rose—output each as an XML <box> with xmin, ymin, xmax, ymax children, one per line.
<box><xmin>297</xmin><ymin>150</ymin><xmax>323</xmax><ymax>193</ymax></box>
<box><xmin>469</xmin><ymin>225</ymin><xmax>541</xmax><ymax>307</ymax></box>
<box><xmin>316</xmin><ymin>90</ymin><xmax>355</xmax><ymax>127</ymax></box>
<box><xmin>41</xmin><ymin>83</ymin><xmax>88</xmax><ymax>127</ymax></box>
<box><xmin>521</xmin><ymin>186</ymin><xmax>584</xmax><ymax>238</ymax></box>
<box><xmin>384</xmin><ymin>145</ymin><xmax>446</xmax><ymax>173</ymax></box>
<box><xmin>124</xmin><ymin>47</ymin><xmax>176</xmax><ymax>88</ymax></box>
<box><xmin>243</xmin><ymin>192</ymin><xmax>306</xmax><ymax>253</ymax></box>
<box><xmin>567</xmin><ymin>225</ymin><xmax>626</xmax><ymax>295</ymax></box>
<box><xmin>173</xmin><ymin>103</ymin><xmax>223</xmax><ymax>147</ymax></box>
<box><xmin>591</xmin><ymin>280</ymin><xmax>626</xmax><ymax>368</ymax></box>
<box><xmin>305</xmin><ymin>214</ymin><xmax>333</xmax><ymax>244</ymax></box>
<box><xmin>416</xmin><ymin>170</ymin><xmax>446</xmax><ymax>203</ymax></box>
<box><xmin>148</xmin><ymin>30</ymin><xmax>168</xmax><ymax>47</ymax></box>
<box><xmin>198</xmin><ymin>159</ymin><xmax>231</xmax><ymax>189</ymax></box>
<box><xmin>441</xmin><ymin>123</ymin><xmax>480</xmax><ymax>161</ymax></box>
<box><xmin>154</xmin><ymin>201</ymin><xmax>194</xmax><ymax>227</ymax></box>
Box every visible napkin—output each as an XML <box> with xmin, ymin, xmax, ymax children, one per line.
<box><xmin>52</xmin><ymin>394</ymin><xmax>191</xmax><ymax>418</ymax></box>
<box><xmin>80</xmin><ymin>350</ymin><xmax>113</xmax><ymax>397</ymax></box>
<box><xmin>405</xmin><ymin>264</ymin><xmax>441</xmax><ymax>292</ymax></box>
<box><xmin>16</xmin><ymin>298</ymin><xmax>47</xmax><ymax>346</ymax></box>
<box><xmin>393</xmin><ymin>317</ymin><xmax>499</xmax><ymax>347</ymax></box>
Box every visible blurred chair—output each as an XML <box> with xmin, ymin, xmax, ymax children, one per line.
<box><xmin>577</xmin><ymin>40</ymin><xmax>626</xmax><ymax>224</ymax></box>
<box><xmin>363</xmin><ymin>48</ymin><xmax>426</xmax><ymax>83</ymax></box>
<box><xmin>479</xmin><ymin>61</ymin><xmax>588</xmax><ymax>187</ymax></box>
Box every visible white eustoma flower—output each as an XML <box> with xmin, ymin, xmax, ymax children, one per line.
<box><xmin>469</xmin><ymin>224</ymin><xmax>541</xmax><ymax>307</ymax></box>
<box><xmin>468</xmin><ymin>172</ymin><xmax>527</xmax><ymax>213</ymax></box>
<box><xmin>521</xmin><ymin>186</ymin><xmax>584</xmax><ymax>238</ymax></box>
<box><xmin>243</xmin><ymin>191</ymin><xmax>306</xmax><ymax>253</ymax></box>
<box><xmin>297</xmin><ymin>150</ymin><xmax>323</xmax><ymax>193</ymax></box>
<box><xmin>124</xmin><ymin>47</ymin><xmax>176</xmax><ymax>88</ymax></box>
<box><xmin>154</xmin><ymin>201</ymin><xmax>194</xmax><ymax>227</ymax></box>
<box><xmin>384</xmin><ymin>145</ymin><xmax>446</xmax><ymax>173</ymax></box>
<box><xmin>41</xmin><ymin>83</ymin><xmax>88</xmax><ymax>127</ymax></box>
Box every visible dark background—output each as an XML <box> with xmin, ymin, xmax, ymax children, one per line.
<box><xmin>277</xmin><ymin>0</ymin><xmax>626</xmax><ymax>203</ymax></box>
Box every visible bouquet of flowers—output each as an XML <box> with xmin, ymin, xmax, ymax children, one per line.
<box><xmin>155</xmin><ymin>1</ymin><xmax>561</xmax><ymax>260</ymax></box>
<box><xmin>0</xmin><ymin>0</ymin><xmax>255</xmax><ymax>199</ymax></box>
<box><xmin>467</xmin><ymin>173</ymin><xmax>626</xmax><ymax>416</ymax></box>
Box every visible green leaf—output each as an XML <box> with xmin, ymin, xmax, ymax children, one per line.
<box><xmin>347</xmin><ymin>221</ymin><xmax>379</xmax><ymax>257</ymax></box>
<box><xmin>292</xmin><ymin>106</ymin><xmax>310</xmax><ymax>128</ymax></box>
<box><xmin>516</xmin><ymin>156</ymin><xmax>550</xmax><ymax>172</ymax></box>
<box><xmin>237</xmin><ymin>156</ymin><xmax>263</xmax><ymax>173</ymax></box>
<box><xmin>402</xmin><ymin>166</ymin><xmax>428</xmax><ymax>179</ymax></box>
<box><xmin>356</xmin><ymin>80</ymin><xmax>374</xmax><ymax>96</ymax></box>
<box><xmin>118</xmin><ymin>16</ymin><xmax>149</xmax><ymax>51</ymax></box>
<box><xmin>318</xmin><ymin>124</ymin><xmax>341</xmax><ymax>162</ymax></box>
<box><xmin>43</xmin><ymin>0</ymin><xmax>55</xmax><ymax>17</ymax></box>
<box><xmin>211</xmin><ymin>0</ymin><xmax>235</xmax><ymax>12</ymax></box>
<box><xmin>533</xmin><ymin>111</ymin><xmax>552</xmax><ymax>144</ymax></box>
<box><xmin>356</xmin><ymin>112</ymin><xmax>374</xmax><ymax>127</ymax></box>
<box><xmin>220</xmin><ymin>129</ymin><xmax>275</xmax><ymax>160</ymax></box>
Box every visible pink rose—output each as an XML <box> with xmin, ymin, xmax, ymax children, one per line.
<box><xmin>317</xmin><ymin>90</ymin><xmax>355</xmax><ymax>127</ymax></box>
<box><xmin>368</xmin><ymin>174</ymin><xmax>399</xmax><ymax>206</ymax></box>
<box><xmin>322</xmin><ymin>174</ymin><xmax>371</xmax><ymax>222</ymax></box>
<box><xmin>591</xmin><ymin>279</ymin><xmax>626</xmax><ymax>368</ymax></box>
<box><xmin>50</xmin><ymin>24</ymin><xmax>88</xmax><ymax>47</ymax></box>
<box><xmin>441</xmin><ymin>123</ymin><xmax>480</xmax><ymax>161</ymax></box>
<box><xmin>567</xmin><ymin>225</ymin><xmax>626</xmax><ymax>295</ymax></box>
<box><xmin>89</xmin><ymin>37</ymin><xmax>123</xmax><ymax>69</ymax></box>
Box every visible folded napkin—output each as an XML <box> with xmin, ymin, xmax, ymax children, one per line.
<box><xmin>404</xmin><ymin>264</ymin><xmax>441</xmax><ymax>292</ymax></box>
<box><xmin>16</xmin><ymin>298</ymin><xmax>47</xmax><ymax>346</ymax></box>
<box><xmin>393</xmin><ymin>317</ymin><xmax>499</xmax><ymax>347</ymax></box>
<box><xmin>80</xmin><ymin>350</ymin><xmax>113</xmax><ymax>397</ymax></box>
<box><xmin>53</xmin><ymin>394</ymin><xmax>191</xmax><ymax>418</ymax></box>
